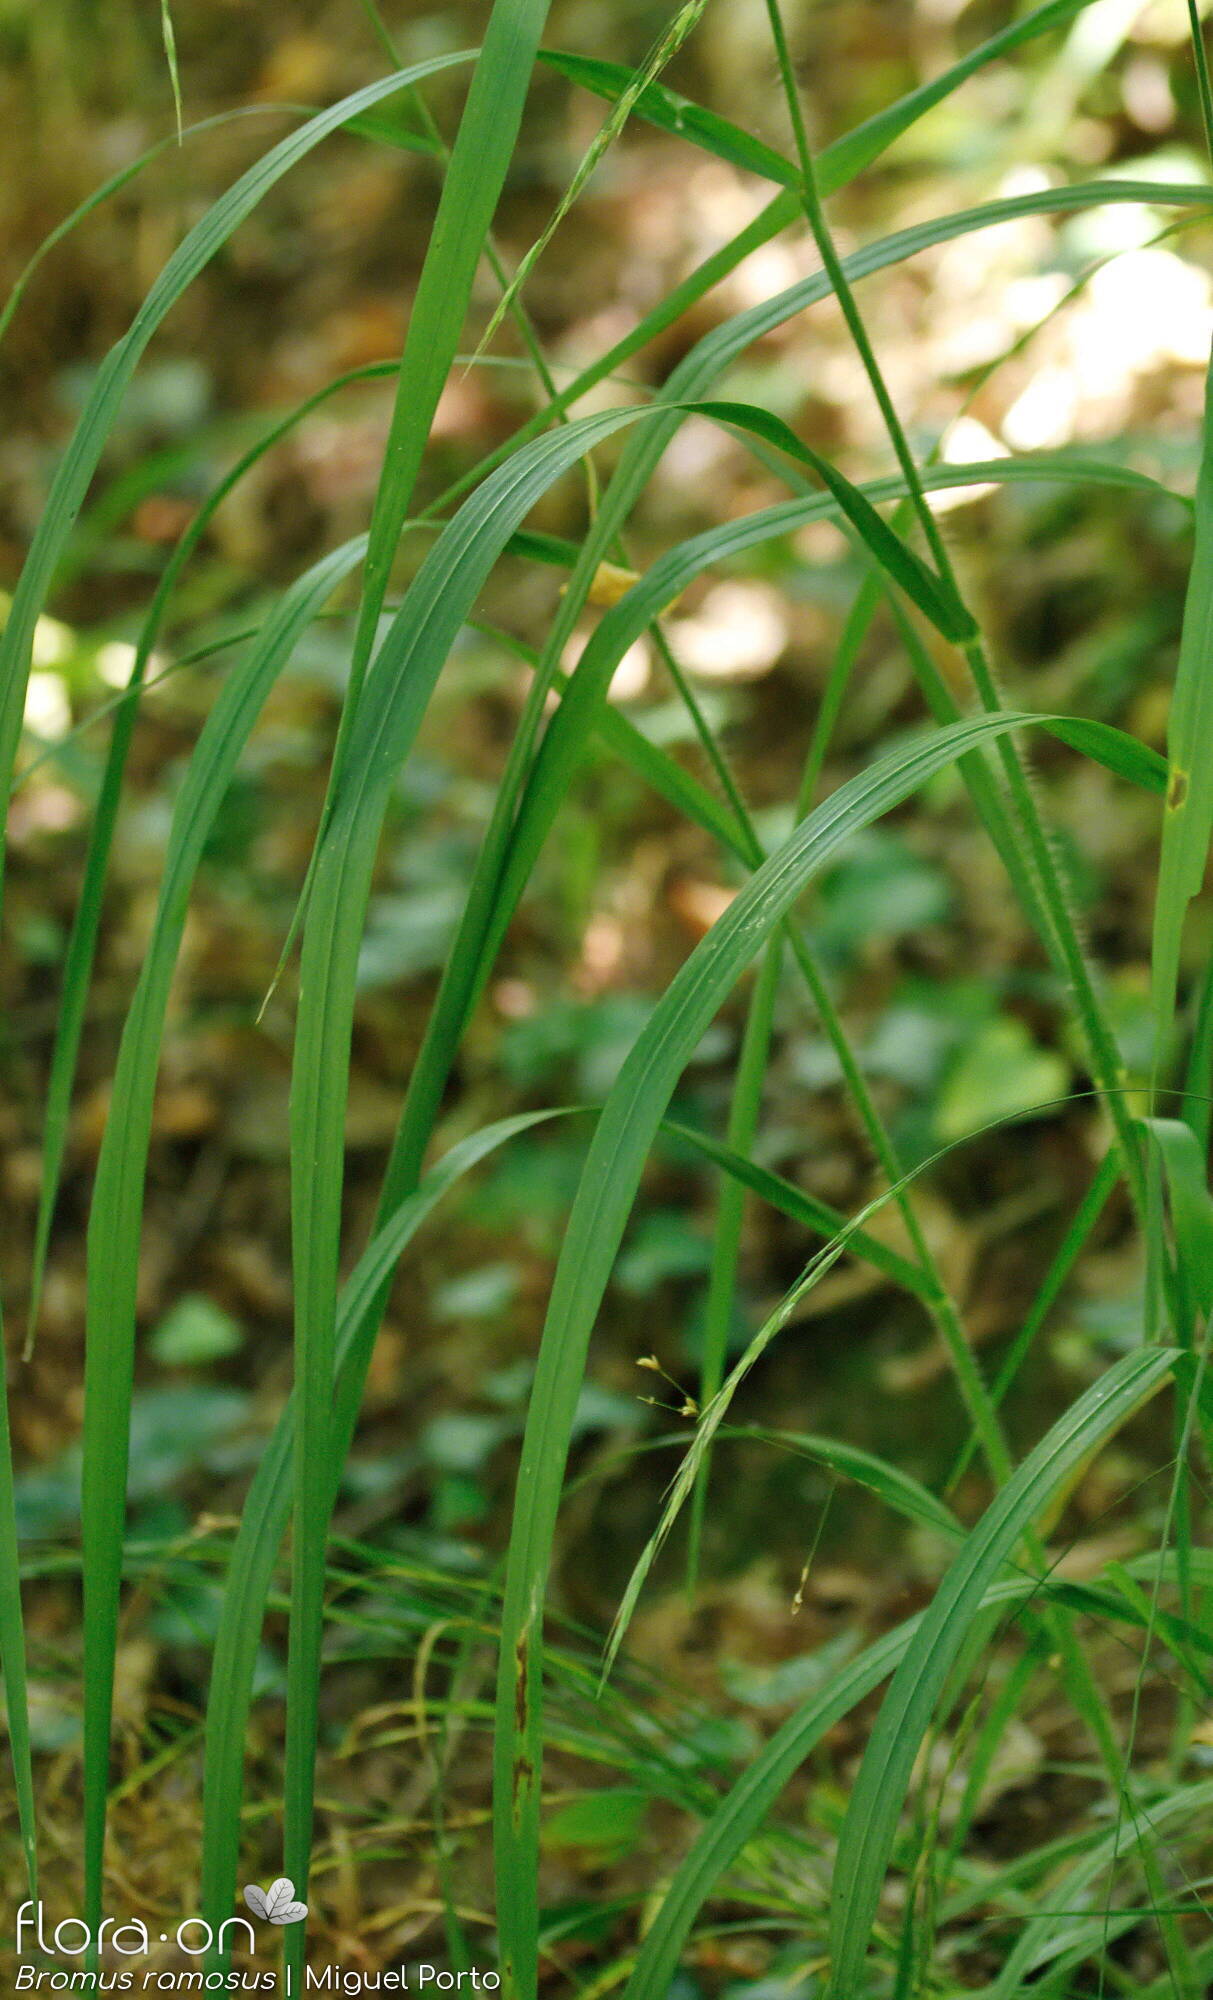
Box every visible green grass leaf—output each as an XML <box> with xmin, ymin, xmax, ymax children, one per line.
<box><xmin>490</xmin><ymin>706</ymin><xmax>1154</xmax><ymax>1994</ymax></box>
<box><xmin>159</xmin><ymin>0</ymin><xmax>183</xmax><ymax>139</ymax></box>
<box><xmin>624</xmin><ymin>1543</ymin><xmax>1194</xmax><ymax>2000</ymax></box>
<box><xmin>339</xmin><ymin>0</ymin><xmax>558</xmax><ymax>724</ymax></box>
<box><xmin>199</xmin><ymin>1109</ymin><xmax>567</xmax><ymax>1950</ymax></box>
<box><xmin>668</xmin><ymin>1121</ymin><xmax>934</xmax><ymax>1302</ymax></box>
<box><xmin>493</xmin><ymin>456</ymin><xmax>1169</xmax><ymax>970</ymax></box>
<box><xmin>539</xmin><ymin>2</ymin><xmax>1095</xmax><ymax>200</ymax></box>
<box><xmin>726</xmin><ymin>1427</ymin><xmax>962</xmax><ymax>1542</ymax></box>
<box><xmin>947</xmin><ymin>1149</ymin><xmax>1122</xmax><ymax>1492</ymax></box>
<box><xmin>826</xmin><ymin>1347</ymin><xmax>1176</xmax><ymax>1998</ymax></box>
<box><xmin>25</xmin><ymin>360</ymin><xmax>401</xmax><ymax>1356</ymax></box>
<box><xmin>80</xmin><ymin>536</ymin><xmax>366</xmax><ymax>1938</ymax></box>
<box><xmin>536</xmin><ymin>49</ymin><xmax>797</xmax><ymax>186</ymax></box>
<box><xmin>0</xmin><ymin>109</ymin><xmax>294</xmax><ymax>354</ymax></box>
<box><xmin>0</xmin><ymin>1307</ymin><xmax>36</xmax><ymax>1899</ymax></box>
<box><xmin>1154</xmin><ymin>340</ymin><xmax>1213</xmax><ymax>1042</ymax></box>
<box><xmin>1148</xmin><ymin>1116</ymin><xmax>1213</xmax><ymax>1319</ymax></box>
<box><xmin>665</xmin><ymin>400</ymin><xmax>974</xmax><ymax>640</ymax></box>
<box><xmin>280</xmin><ymin>383</ymin><xmax>922</xmax><ymax>1933</ymax></box>
<box><xmin>16</xmin><ymin>7</ymin><xmax>1201</xmax><ymax>1966</ymax></box>
<box><xmin>0</xmin><ymin>56</ymin><xmax>473</xmax><ymax>934</ymax></box>
<box><xmin>817</xmin><ymin>0</ymin><xmax>1100</xmax><ymax>193</ymax></box>
<box><xmin>473</xmin><ymin>1</ymin><xmax>713</xmax><ymax>364</ymax></box>
<box><xmin>983</xmin><ymin>1773</ymin><xmax>1213</xmax><ymax>2000</ymax></box>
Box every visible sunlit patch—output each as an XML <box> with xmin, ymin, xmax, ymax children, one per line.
<box><xmin>24</xmin><ymin>671</ymin><xmax>71</xmax><ymax>739</ymax></box>
<box><xmin>1002</xmin><ymin>362</ymin><xmax>1081</xmax><ymax>450</ymax></box>
<box><xmin>928</xmin><ymin>416</ymin><xmax>1010</xmax><ymax>513</ymax></box>
<box><xmin>656</xmin><ymin>415</ymin><xmax>739</xmax><ymax>488</ymax></box>
<box><xmin>667</xmin><ymin>873</ymin><xmax>736</xmax><ymax>936</ymax></box>
<box><xmin>721</xmin><ymin>235</ymin><xmax>817</xmax><ymax>314</ymax></box>
<box><xmin>1079</xmin><ymin>244</ymin><xmax>1213</xmax><ymax>370</ymax></box>
<box><xmin>561</xmin><ymin>627</ymin><xmax>651</xmax><ymax>701</ymax></box>
<box><xmin>576</xmin><ymin>912</ymin><xmax>626</xmax><ymax>992</ymax></box>
<box><xmin>679</xmin><ymin>161</ymin><xmax>774</xmax><ymax>283</ymax></box>
<box><xmin>95</xmin><ymin>640</ymin><xmax>138</xmax><ymax>688</ymax></box>
<box><xmin>606</xmin><ymin>636</ymin><xmax>652</xmax><ymax>701</ymax></box>
<box><xmin>1003</xmin><ymin>242</ymin><xmax>1213</xmax><ymax>448</ymax></box>
<box><xmin>1003</xmin><ymin>271</ymin><xmax>1070</xmax><ymax>328</ymax></box>
<box><xmin>96</xmin><ymin>640</ymin><xmax>167</xmax><ymax>688</ymax></box>
<box><xmin>492</xmin><ymin>978</ymin><xmax>537</xmax><ymax>1020</ymax></box>
<box><xmin>666</xmin><ymin>579</ymin><xmax>787</xmax><ymax>681</ymax></box>
<box><xmin>31</xmin><ymin>614</ymin><xmax>73</xmax><ymax>667</ymax></box>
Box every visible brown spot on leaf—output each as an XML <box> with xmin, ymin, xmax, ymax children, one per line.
<box><xmin>1168</xmin><ymin>767</ymin><xmax>1189</xmax><ymax>811</ymax></box>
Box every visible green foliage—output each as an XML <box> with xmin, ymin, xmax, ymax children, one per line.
<box><xmin>4</xmin><ymin>1</ymin><xmax>1213</xmax><ymax>1994</ymax></box>
<box><xmin>150</xmin><ymin>1296</ymin><xmax>244</xmax><ymax>1368</ymax></box>
<box><xmin>934</xmin><ymin>1013</ymin><xmax>1069</xmax><ymax>1143</ymax></box>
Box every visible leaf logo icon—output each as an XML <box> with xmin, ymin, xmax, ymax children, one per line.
<box><xmin>243</xmin><ymin>1878</ymin><xmax>309</xmax><ymax>1925</ymax></box>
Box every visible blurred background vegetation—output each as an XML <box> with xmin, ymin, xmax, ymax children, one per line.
<box><xmin>3</xmin><ymin>0</ymin><xmax>1213</xmax><ymax>1978</ymax></box>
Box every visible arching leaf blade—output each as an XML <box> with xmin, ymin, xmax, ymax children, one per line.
<box><xmin>826</xmin><ymin>1347</ymin><xmax>1176</xmax><ymax>1998</ymax></box>
<box><xmin>80</xmin><ymin>536</ymin><xmax>367</xmax><ymax>1935</ymax></box>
